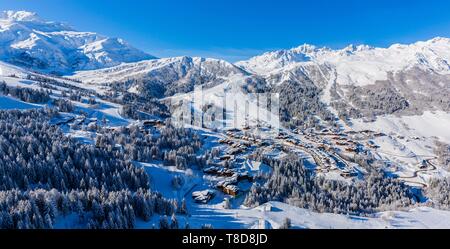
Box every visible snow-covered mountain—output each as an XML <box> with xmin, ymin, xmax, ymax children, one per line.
<box><xmin>236</xmin><ymin>37</ymin><xmax>450</xmax><ymax>121</ymax></box>
<box><xmin>72</xmin><ymin>56</ymin><xmax>251</xmax><ymax>97</ymax></box>
<box><xmin>236</xmin><ymin>37</ymin><xmax>450</xmax><ymax>80</ymax></box>
<box><xmin>0</xmin><ymin>10</ymin><xmax>155</xmax><ymax>74</ymax></box>
<box><xmin>72</xmin><ymin>37</ymin><xmax>450</xmax><ymax>124</ymax></box>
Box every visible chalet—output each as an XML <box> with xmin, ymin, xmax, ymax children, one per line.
<box><xmin>216</xmin><ymin>160</ymin><xmax>230</xmax><ymax>168</ymax></box>
<box><xmin>224</xmin><ymin>185</ymin><xmax>239</xmax><ymax>196</ymax></box>
<box><xmin>317</xmin><ymin>168</ymin><xmax>329</xmax><ymax>173</ymax></box>
<box><xmin>218</xmin><ymin>138</ymin><xmax>229</xmax><ymax>144</ymax></box>
<box><xmin>218</xmin><ymin>168</ymin><xmax>235</xmax><ymax>177</ymax></box>
<box><xmin>330</xmin><ymin>165</ymin><xmax>338</xmax><ymax>170</ymax></box>
<box><xmin>50</xmin><ymin>116</ymin><xmax>76</xmax><ymax>126</ymax></box>
<box><xmin>143</xmin><ymin>119</ymin><xmax>163</xmax><ymax>127</ymax></box>
<box><xmin>345</xmin><ymin>147</ymin><xmax>357</xmax><ymax>152</ymax></box>
<box><xmin>87</xmin><ymin>122</ymin><xmax>97</xmax><ymax>131</ymax></box>
<box><xmin>420</xmin><ymin>160</ymin><xmax>427</xmax><ymax>169</ymax></box>
<box><xmin>216</xmin><ymin>178</ymin><xmax>238</xmax><ymax>189</ymax></box>
<box><xmin>241</xmin><ymin>141</ymin><xmax>252</xmax><ymax>147</ymax></box>
<box><xmin>203</xmin><ymin>166</ymin><xmax>220</xmax><ymax>175</ymax></box>
<box><xmin>219</xmin><ymin>155</ymin><xmax>234</xmax><ymax>161</ymax></box>
<box><xmin>192</xmin><ymin>190</ymin><xmax>215</xmax><ymax>203</ymax></box>
<box><xmin>366</xmin><ymin>140</ymin><xmax>379</xmax><ymax>148</ymax></box>
<box><xmin>217</xmin><ymin>181</ymin><xmax>240</xmax><ymax>196</ymax></box>
<box><xmin>104</xmin><ymin>127</ymin><xmax>119</xmax><ymax>132</ymax></box>
<box><xmin>203</xmin><ymin>166</ymin><xmax>236</xmax><ymax>177</ymax></box>
<box><xmin>340</xmin><ymin>171</ymin><xmax>358</xmax><ymax>178</ymax></box>
<box><xmin>227</xmin><ymin>148</ymin><xmax>243</xmax><ymax>155</ymax></box>
<box><xmin>237</xmin><ymin>172</ymin><xmax>253</xmax><ymax>182</ymax></box>
<box><xmin>286</xmin><ymin>138</ymin><xmax>299</xmax><ymax>145</ymax></box>
<box><xmin>276</xmin><ymin>131</ymin><xmax>289</xmax><ymax>139</ymax></box>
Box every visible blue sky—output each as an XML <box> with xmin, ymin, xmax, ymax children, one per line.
<box><xmin>1</xmin><ymin>0</ymin><xmax>450</xmax><ymax>61</ymax></box>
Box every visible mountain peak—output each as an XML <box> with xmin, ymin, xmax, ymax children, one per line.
<box><xmin>292</xmin><ymin>44</ymin><xmax>318</xmax><ymax>53</ymax></box>
<box><xmin>341</xmin><ymin>44</ymin><xmax>373</xmax><ymax>53</ymax></box>
<box><xmin>0</xmin><ymin>10</ymin><xmax>41</xmax><ymax>22</ymax></box>
<box><xmin>0</xmin><ymin>10</ymin><xmax>155</xmax><ymax>74</ymax></box>
<box><xmin>425</xmin><ymin>36</ymin><xmax>450</xmax><ymax>44</ymax></box>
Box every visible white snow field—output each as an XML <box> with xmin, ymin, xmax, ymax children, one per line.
<box><xmin>0</xmin><ymin>95</ymin><xmax>43</xmax><ymax>110</ymax></box>
<box><xmin>224</xmin><ymin>201</ymin><xmax>450</xmax><ymax>229</ymax></box>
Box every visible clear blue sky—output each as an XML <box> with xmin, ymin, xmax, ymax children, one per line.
<box><xmin>1</xmin><ymin>0</ymin><xmax>450</xmax><ymax>61</ymax></box>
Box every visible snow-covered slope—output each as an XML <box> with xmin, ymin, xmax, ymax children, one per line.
<box><xmin>72</xmin><ymin>56</ymin><xmax>251</xmax><ymax>98</ymax></box>
<box><xmin>0</xmin><ymin>60</ymin><xmax>28</xmax><ymax>77</ymax></box>
<box><xmin>0</xmin><ymin>10</ymin><xmax>155</xmax><ymax>74</ymax></box>
<box><xmin>73</xmin><ymin>56</ymin><xmax>245</xmax><ymax>84</ymax></box>
<box><xmin>228</xmin><ymin>201</ymin><xmax>450</xmax><ymax>229</ymax></box>
<box><xmin>236</xmin><ymin>37</ymin><xmax>450</xmax><ymax>85</ymax></box>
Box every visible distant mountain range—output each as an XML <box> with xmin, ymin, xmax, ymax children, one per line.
<box><xmin>0</xmin><ymin>10</ymin><xmax>155</xmax><ymax>74</ymax></box>
<box><xmin>1</xmin><ymin>10</ymin><xmax>449</xmax><ymax>124</ymax></box>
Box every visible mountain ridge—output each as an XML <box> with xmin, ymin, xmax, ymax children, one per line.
<box><xmin>0</xmin><ymin>10</ymin><xmax>156</xmax><ymax>74</ymax></box>
<box><xmin>1</xmin><ymin>10</ymin><xmax>449</xmax><ymax>126</ymax></box>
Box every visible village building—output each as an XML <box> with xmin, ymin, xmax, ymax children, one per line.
<box><xmin>192</xmin><ymin>189</ymin><xmax>215</xmax><ymax>203</ymax></box>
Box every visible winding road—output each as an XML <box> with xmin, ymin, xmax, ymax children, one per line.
<box><xmin>396</xmin><ymin>159</ymin><xmax>437</xmax><ymax>188</ymax></box>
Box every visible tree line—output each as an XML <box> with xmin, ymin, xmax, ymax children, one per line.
<box><xmin>245</xmin><ymin>153</ymin><xmax>415</xmax><ymax>215</ymax></box>
<box><xmin>0</xmin><ymin>81</ymin><xmax>51</xmax><ymax>104</ymax></box>
<box><xmin>0</xmin><ymin>109</ymin><xmax>181</xmax><ymax>229</ymax></box>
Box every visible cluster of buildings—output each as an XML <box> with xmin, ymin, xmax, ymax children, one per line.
<box><xmin>202</xmin><ymin>165</ymin><xmax>254</xmax><ymax>196</ymax></box>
